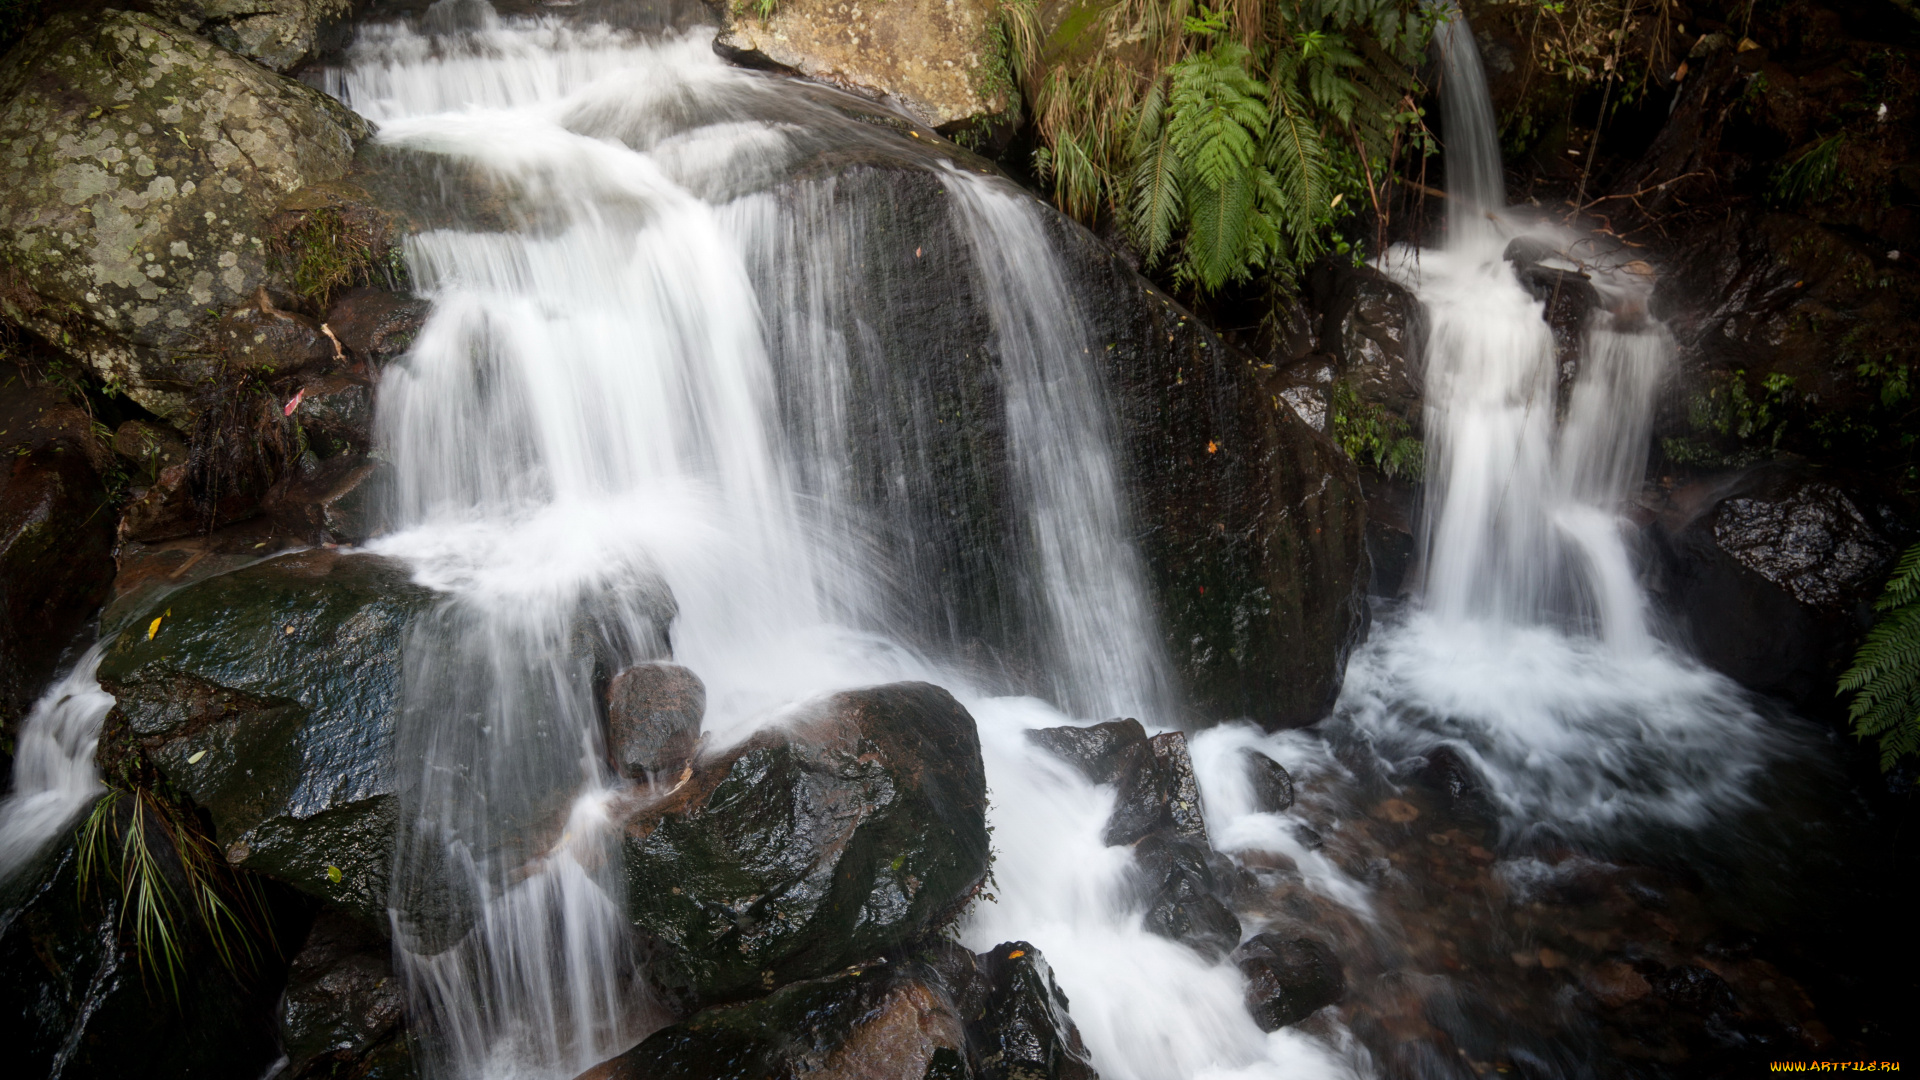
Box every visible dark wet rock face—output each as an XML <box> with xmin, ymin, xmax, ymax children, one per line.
<box><xmin>1332</xmin><ymin>268</ymin><xmax>1426</xmax><ymax>426</ymax></box>
<box><xmin>95</xmin><ymin>549</ymin><xmax>438</xmax><ymax>926</ymax></box>
<box><xmin>218</xmin><ymin>292</ymin><xmax>341</xmax><ymax>376</ymax></box>
<box><xmin>0</xmin><ymin>9</ymin><xmax>369</xmax><ymax>422</ymax></box>
<box><xmin>0</xmin><ymin>814</ymin><xmax>285</xmax><ymax>1079</ymax></box>
<box><xmin>1651</xmin><ymin>464</ymin><xmax>1901</xmax><ymax>710</ymax></box>
<box><xmin>1234</xmin><ymin>933</ymin><xmax>1345</xmax><ymax>1031</ymax></box>
<box><xmin>605</xmin><ymin>662</ymin><xmax>705</xmax><ymax>784</ymax></box>
<box><xmin>326</xmin><ymin>287</ymin><xmax>429</xmax><ymax>369</ymax></box>
<box><xmin>587</xmin><ymin>961</ymin><xmax>968</xmax><ymax>1080</ymax></box>
<box><xmin>967</xmin><ymin>942</ymin><xmax>1099</xmax><ymax>1080</ymax></box>
<box><xmin>1025</xmin><ymin>717</ymin><xmax>1147</xmax><ymax>785</ymax></box>
<box><xmin>1132</xmin><ymin>832</ymin><xmax>1242</xmax><ymax>961</ymax></box>
<box><xmin>279</xmin><ymin>909</ymin><xmax>415</xmax><ymax>1080</ymax></box>
<box><xmin>620</xmin><ymin>681</ymin><xmax>990</xmax><ymax>1010</ymax></box>
<box><xmin>1244</xmin><ymin>749</ymin><xmax>1294</xmax><ymax>813</ymax></box>
<box><xmin>0</xmin><ymin>379</ymin><xmax>116</xmax><ymax>738</ymax></box>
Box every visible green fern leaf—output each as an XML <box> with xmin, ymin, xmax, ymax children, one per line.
<box><xmin>1840</xmin><ymin>541</ymin><xmax>1920</xmax><ymax>769</ymax></box>
<box><xmin>1126</xmin><ymin>78</ymin><xmax>1185</xmax><ymax>268</ymax></box>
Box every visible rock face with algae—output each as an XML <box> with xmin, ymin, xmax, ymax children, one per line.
<box><xmin>0</xmin><ymin>10</ymin><xmax>368</xmax><ymax>421</ymax></box>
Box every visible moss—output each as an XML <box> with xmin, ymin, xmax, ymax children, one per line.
<box><xmin>1329</xmin><ymin>380</ymin><xmax>1423</xmax><ymax>480</ymax></box>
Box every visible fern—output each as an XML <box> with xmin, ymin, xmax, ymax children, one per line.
<box><xmin>1126</xmin><ymin>77</ymin><xmax>1186</xmax><ymax>266</ymax></box>
<box><xmin>1839</xmin><ymin>542</ymin><xmax>1920</xmax><ymax>770</ymax></box>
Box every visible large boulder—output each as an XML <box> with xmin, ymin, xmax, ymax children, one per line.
<box><xmin>277</xmin><ymin>908</ymin><xmax>417</xmax><ymax>1080</ymax></box>
<box><xmin>0</xmin><ymin>9</ymin><xmax>370</xmax><ymax>421</ymax></box>
<box><xmin>620</xmin><ymin>681</ymin><xmax>990</xmax><ymax>1011</ymax></box>
<box><xmin>1649</xmin><ymin>463</ymin><xmax>1902</xmax><ymax>711</ymax></box>
<box><xmin>717</xmin><ymin>0</ymin><xmax>1010</xmax><ymax>130</ymax></box>
<box><xmin>0</xmin><ymin>375</ymin><xmax>116</xmax><ymax>747</ymax></box>
<box><xmin>146</xmin><ymin>0</ymin><xmax>355</xmax><ymax>73</ymax></box>
<box><xmin>95</xmin><ymin>548</ymin><xmax>438</xmax><ymax>926</ymax></box>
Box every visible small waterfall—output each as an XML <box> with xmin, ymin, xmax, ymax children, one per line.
<box><xmin>1347</xmin><ymin>12</ymin><xmax>1794</xmax><ymax>837</ymax></box>
<box><xmin>0</xmin><ymin>648</ymin><xmax>112</xmax><ymax>881</ymax></box>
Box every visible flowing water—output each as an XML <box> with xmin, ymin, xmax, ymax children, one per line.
<box><xmin>0</xmin><ymin>3</ymin><xmax>1877</xmax><ymax>1077</ymax></box>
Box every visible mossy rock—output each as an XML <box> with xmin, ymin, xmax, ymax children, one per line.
<box><xmin>621</xmin><ymin>681</ymin><xmax>990</xmax><ymax>1011</ymax></box>
<box><xmin>0</xmin><ymin>9</ymin><xmax>369</xmax><ymax>422</ymax></box>
<box><xmin>96</xmin><ymin>548</ymin><xmax>437</xmax><ymax>927</ymax></box>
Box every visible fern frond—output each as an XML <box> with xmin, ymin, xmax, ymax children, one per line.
<box><xmin>1182</xmin><ymin>164</ymin><xmax>1260</xmax><ymax>292</ymax></box>
<box><xmin>1264</xmin><ymin>76</ymin><xmax>1328</xmax><ymax>262</ymax></box>
<box><xmin>1126</xmin><ymin>78</ymin><xmax>1186</xmax><ymax>267</ymax></box>
<box><xmin>1167</xmin><ymin>42</ymin><xmax>1270</xmax><ymax>193</ymax></box>
<box><xmin>1840</xmin><ymin>541</ymin><xmax>1920</xmax><ymax>769</ymax></box>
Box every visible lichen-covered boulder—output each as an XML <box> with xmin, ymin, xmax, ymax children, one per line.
<box><xmin>718</xmin><ymin>0</ymin><xmax>1010</xmax><ymax>129</ymax></box>
<box><xmin>0</xmin><ymin>9</ymin><xmax>369</xmax><ymax>421</ymax></box>
<box><xmin>147</xmin><ymin>0</ymin><xmax>354</xmax><ymax>73</ymax></box>
<box><xmin>621</xmin><ymin>681</ymin><xmax>990</xmax><ymax>1010</ymax></box>
<box><xmin>95</xmin><ymin>549</ymin><xmax>437</xmax><ymax>926</ymax></box>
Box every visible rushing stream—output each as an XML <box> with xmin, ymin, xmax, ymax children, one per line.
<box><xmin>0</xmin><ymin>2</ymin><xmax>1891</xmax><ymax>1077</ymax></box>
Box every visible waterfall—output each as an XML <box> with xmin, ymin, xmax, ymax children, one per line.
<box><xmin>331</xmin><ymin>7</ymin><xmax>1310</xmax><ymax>1078</ymax></box>
<box><xmin>1342</xmin><ymin>12</ymin><xmax>1794</xmax><ymax>836</ymax></box>
<box><xmin>0</xmin><ymin>648</ymin><xmax>112</xmax><ymax>882</ymax></box>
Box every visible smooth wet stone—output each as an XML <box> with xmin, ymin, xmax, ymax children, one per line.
<box><xmin>217</xmin><ymin>291</ymin><xmax>340</xmax><ymax>376</ymax></box>
<box><xmin>605</xmin><ymin>661</ymin><xmax>705</xmax><ymax>784</ymax></box>
<box><xmin>621</xmin><ymin>681</ymin><xmax>990</xmax><ymax>1011</ymax></box>
<box><xmin>95</xmin><ymin>549</ymin><xmax>438</xmax><ymax>927</ymax></box>
<box><xmin>325</xmin><ymin>287</ymin><xmax>429</xmax><ymax>369</ymax></box>
<box><xmin>1026</xmin><ymin>718</ymin><xmax>1148</xmax><ymax>785</ymax></box>
<box><xmin>584</xmin><ymin>960</ymin><xmax>968</xmax><ymax>1080</ymax></box>
<box><xmin>1132</xmin><ymin>831</ymin><xmax>1241</xmax><ymax>961</ymax></box>
<box><xmin>1234</xmin><ymin>933</ymin><xmax>1345</xmax><ymax>1031</ymax></box>
<box><xmin>278</xmin><ymin>909</ymin><xmax>412</xmax><ymax>1079</ymax></box>
<box><xmin>1244</xmin><ymin>749</ymin><xmax>1294</xmax><ymax>813</ymax></box>
<box><xmin>1104</xmin><ymin>730</ymin><xmax>1208</xmax><ymax>848</ymax></box>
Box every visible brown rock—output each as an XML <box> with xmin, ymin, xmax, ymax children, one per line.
<box><xmin>218</xmin><ymin>291</ymin><xmax>339</xmax><ymax>377</ymax></box>
<box><xmin>1582</xmin><ymin>960</ymin><xmax>1652</xmax><ymax>1006</ymax></box>
<box><xmin>325</xmin><ymin>287</ymin><xmax>429</xmax><ymax>369</ymax></box>
<box><xmin>1374</xmin><ymin>799</ymin><xmax>1421</xmax><ymax>824</ymax></box>
<box><xmin>112</xmin><ymin>419</ymin><xmax>190</xmax><ymax>480</ymax></box>
<box><xmin>604</xmin><ymin>662</ymin><xmax>705</xmax><ymax>784</ymax></box>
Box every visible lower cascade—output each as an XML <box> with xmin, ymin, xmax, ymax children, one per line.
<box><xmin>0</xmin><ymin>1</ymin><xmax>1911</xmax><ymax>1078</ymax></box>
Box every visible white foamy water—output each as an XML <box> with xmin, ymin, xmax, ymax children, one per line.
<box><xmin>0</xmin><ymin>648</ymin><xmax>111</xmax><ymax>882</ymax></box>
<box><xmin>332</xmin><ymin>5</ymin><xmax>1352</xmax><ymax>1079</ymax></box>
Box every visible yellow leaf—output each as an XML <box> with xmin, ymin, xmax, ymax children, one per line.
<box><xmin>325</xmin><ymin>865</ymin><xmax>343</xmax><ymax>883</ymax></box>
<box><xmin>147</xmin><ymin>616</ymin><xmax>163</xmax><ymax>640</ymax></box>
<box><xmin>187</xmin><ymin>749</ymin><xmax>207</xmax><ymax>764</ymax></box>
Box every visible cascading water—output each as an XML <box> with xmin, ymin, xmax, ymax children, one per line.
<box><xmin>328</xmin><ymin>6</ymin><xmax>1343</xmax><ymax>1079</ymax></box>
<box><xmin>1339</xmin><ymin>11</ymin><xmax>1800</xmax><ymax>840</ymax></box>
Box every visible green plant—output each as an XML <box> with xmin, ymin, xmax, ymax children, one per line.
<box><xmin>268</xmin><ymin>206</ymin><xmax>395</xmax><ymax>310</ymax></box>
<box><xmin>76</xmin><ymin>788</ymin><xmax>270</xmax><ymax>997</ymax></box>
<box><xmin>1329</xmin><ymin>380</ymin><xmax>1421</xmax><ymax>479</ymax></box>
<box><xmin>1840</xmin><ymin>543</ymin><xmax>1920</xmax><ymax>770</ymax></box>
<box><xmin>1768</xmin><ymin>133</ymin><xmax>1846</xmax><ymax>206</ymax></box>
<box><xmin>1011</xmin><ymin>0</ymin><xmax>1431</xmax><ymax>294</ymax></box>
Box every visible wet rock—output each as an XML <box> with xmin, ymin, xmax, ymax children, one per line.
<box><xmin>217</xmin><ymin>290</ymin><xmax>342</xmax><ymax>377</ymax></box>
<box><xmin>0</xmin><ymin>9</ymin><xmax>369</xmax><ymax>421</ymax></box>
<box><xmin>279</xmin><ymin>908</ymin><xmax>413</xmax><ymax>1079</ymax></box>
<box><xmin>1234</xmin><ymin>933</ymin><xmax>1345</xmax><ymax>1031</ymax></box>
<box><xmin>119</xmin><ymin>458</ymin><xmax>260</xmax><ymax>542</ymax></box>
<box><xmin>1132</xmin><ymin>831</ymin><xmax>1241</xmax><ymax>961</ymax></box>
<box><xmin>1243</xmin><ymin>749</ymin><xmax>1294</xmax><ymax>813</ymax></box>
<box><xmin>1651</xmin><ymin>463</ymin><xmax>1901</xmax><ymax>710</ymax></box>
<box><xmin>0</xmin><ymin>811</ymin><xmax>285</xmax><ymax>1079</ymax></box>
<box><xmin>95</xmin><ymin>549</ymin><xmax>440</xmax><ymax>927</ymax></box>
<box><xmin>291</xmin><ymin>371</ymin><xmax>376</xmax><ymax>458</ymax></box>
<box><xmin>620</xmin><ymin>681</ymin><xmax>990</xmax><ymax>1010</ymax></box>
<box><xmin>717</xmin><ymin>0</ymin><xmax>1008</xmax><ymax>128</ymax></box>
<box><xmin>325</xmin><ymin>287</ymin><xmax>429</xmax><ymax>369</ymax></box>
<box><xmin>262</xmin><ymin>454</ymin><xmax>387</xmax><ymax>544</ymax></box>
<box><xmin>1104</xmin><ymin>730</ymin><xmax>1207</xmax><ymax>847</ymax></box>
<box><xmin>605</xmin><ymin>661</ymin><xmax>705</xmax><ymax>784</ymax></box>
<box><xmin>1648</xmin><ymin>963</ymin><xmax>1741</xmax><ymax>1019</ymax></box>
<box><xmin>0</xmin><ymin>380</ymin><xmax>117</xmax><ymax>738</ymax></box>
<box><xmin>967</xmin><ymin>942</ymin><xmax>1099</xmax><ymax>1080</ymax></box>
<box><xmin>147</xmin><ymin>0</ymin><xmax>354</xmax><ymax>73</ymax></box>
<box><xmin>113</xmin><ymin>418</ymin><xmax>192</xmax><ymax>481</ymax></box>
<box><xmin>585</xmin><ymin>960</ymin><xmax>968</xmax><ymax>1080</ymax></box>
<box><xmin>1582</xmin><ymin>960</ymin><xmax>1652</xmax><ymax>1007</ymax></box>
<box><xmin>1409</xmin><ymin>744</ymin><xmax>1497</xmax><ymax>824</ymax></box>
<box><xmin>1027</xmin><ymin>718</ymin><xmax>1149</xmax><ymax>785</ymax></box>
<box><xmin>1330</xmin><ymin>268</ymin><xmax>1426</xmax><ymax>426</ymax></box>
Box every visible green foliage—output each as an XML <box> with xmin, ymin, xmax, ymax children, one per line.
<box><xmin>1329</xmin><ymin>380</ymin><xmax>1422</xmax><ymax>479</ymax></box>
<box><xmin>1010</xmin><ymin>0</ymin><xmax>1433</xmax><ymax>294</ymax></box>
<box><xmin>1660</xmin><ymin>368</ymin><xmax>1798</xmax><ymax>466</ymax></box>
<box><xmin>1769</xmin><ymin>134</ymin><xmax>1847</xmax><ymax>206</ymax></box>
<box><xmin>268</xmin><ymin>206</ymin><xmax>398</xmax><ymax>310</ymax></box>
<box><xmin>76</xmin><ymin>788</ymin><xmax>271</xmax><ymax>998</ymax></box>
<box><xmin>1840</xmin><ymin>543</ymin><xmax>1920</xmax><ymax>770</ymax></box>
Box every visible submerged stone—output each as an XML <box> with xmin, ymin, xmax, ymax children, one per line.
<box><xmin>95</xmin><ymin>549</ymin><xmax>438</xmax><ymax>927</ymax></box>
<box><xmin>1243</xmin><ymin>749</ymin><xmax>1294</xmax><ymax>813</ymax></box>
<box><xmin>1132</xmin><ymin>831</ymin><xmax>1241</xmax><ymax>962</ymax></box>
<box><xmin>620</xmin><ymin>681</ymin><xmax>990</xmax><ymax>1011</ymax></box>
